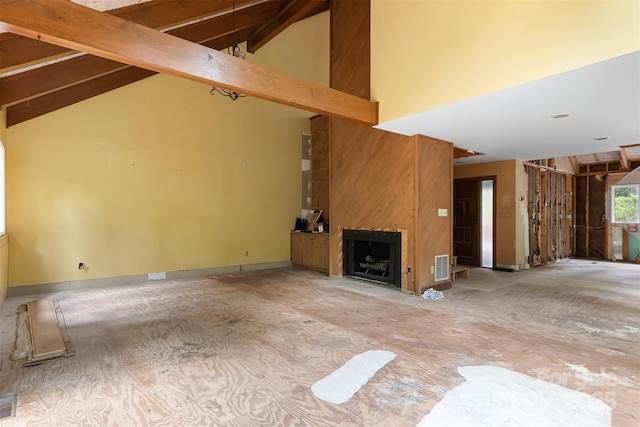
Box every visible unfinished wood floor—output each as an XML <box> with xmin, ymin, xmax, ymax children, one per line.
<box><xmin>0</xmin><ymin>259</ymin><xmax>638</xmax><ymax>426</ymax></box>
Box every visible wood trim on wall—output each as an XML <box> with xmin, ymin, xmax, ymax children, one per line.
<box><xmin>330</xmin><ymin>0</ymin><xmax>370</xmax><ymax>99</ymax></box>
<box><xmin>329</xmin><ymin>0</ymin><xmax>453</xmax><ymax>294</ymax></box>
<box><xmin>415</xmin><ymin>135</ymin><xmax>454</xmax><ymax>292</ymax></box>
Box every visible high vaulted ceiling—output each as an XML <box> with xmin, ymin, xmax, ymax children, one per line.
<box><xmin>0</xmin><ymin>0</ymin><xmax>334</xmax><ymax>126</ymax></box>
<box><xmin>1</xmin><ymin>1</ymin><xmax>637</xmax><ymax>174</ymax></box>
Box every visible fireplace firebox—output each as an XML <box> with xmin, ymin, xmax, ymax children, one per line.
<box><xmin>343</xmin><ymin>229</ymin><xmax>401</xmax><ymax>288</ymax></box>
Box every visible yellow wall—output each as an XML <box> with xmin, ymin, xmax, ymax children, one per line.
<box><xmin>455</xmin><ymin>160</ymin><xmax>526</xmax><ymax>269</ymax></box>
<box><xmin>371</xmin><ymin>0</ymin><xmax>640</xmax><ymax>122</ymax></box>
<box><xmin>0</xmin><ymin>109</ymin><xmax>8</xmax><ymax>303</ymax></box>
<box><xmin>5</xmin><ymin>12</ymin><xmax>329</xmax><ymax>287</ymax></box>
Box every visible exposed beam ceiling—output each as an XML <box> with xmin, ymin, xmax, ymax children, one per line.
<box><xmin>0</xmin><ymin>0</ymin><xmax>264</xmax><ymax>74</ymax></box>
<box><xmin>1</xmin><ymin>0</ymin><xmax>379</xmax><ymax>127</ymax></box>
<box><xmin>246</xmin><ymin>0</ymin><xmax>324</xmax><ymax>53</ymax></box>
<box><xmin>568</xmin><ymin>144</ymin><xmax>640</xmax><ymax>174</ymax></box>
<box><xmin>1</xmin><ymin>1</ymin><xmax>284</xmax><ymax>106</ymax></box>
<box><xmin>3</xmin><ymin>0</ymin><xmax>632</xmax><ymax>171</ymax></box>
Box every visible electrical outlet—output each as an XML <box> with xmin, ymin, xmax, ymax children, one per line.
<box><xmin>430</xmin><ymin>265</ymin><xmax>434</xmax><ymax>274</ymax></box>
<box><xmin>245</xmin><ymin>251</ymin><xmax>249</xmax><ymax>257</ymax></box>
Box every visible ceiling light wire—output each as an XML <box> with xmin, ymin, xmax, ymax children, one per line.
<box><xmin>210</xmin><ymin>0</ymin><xmax>247</xmax><ymax>101</ymax></box>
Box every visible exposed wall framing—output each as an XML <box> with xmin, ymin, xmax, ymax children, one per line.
<box><xmin>575</xmin><ymin>175</ymin><xmax>607</xmax><ymax>259</ymax></box>
<box><xmin>576</xmin><ymin>160</ymin><xmax>640</xmax><ymax>175</ymax></box>
<box><xmin>573</xmin><ymin>158</ymin><xmax>640</xmax><ymax>260</ymax></box>
<box><xmin>525</xmin><ymin>164</ymin><xmax>573</xmax><ymax>265</ymax></box>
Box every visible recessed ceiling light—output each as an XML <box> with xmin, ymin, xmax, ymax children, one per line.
<box><xmin>551</xmin><ymin>113</ymin><xmax>569</xmax><ymax>119</ymax></box>
<box><xmin>593</xmin><ymin>136</ymin><xmax>611</xmax><ymax>141</ymax></box>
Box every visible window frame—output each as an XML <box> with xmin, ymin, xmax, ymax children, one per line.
<box><xmin>610</xmin><ymin>183</ymin><xmax>640</xmax><ymax>224</ymax></box>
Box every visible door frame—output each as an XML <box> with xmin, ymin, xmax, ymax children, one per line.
<box><xmin>453</xmin><ymin>176</ymin><xmax>496</xmax><ymax>268</ymax></box>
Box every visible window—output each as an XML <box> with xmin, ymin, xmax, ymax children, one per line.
<box><xmin>611</xmin><ymin>184</ymin><xmax>639</xmax><ymax>223</ymax></box>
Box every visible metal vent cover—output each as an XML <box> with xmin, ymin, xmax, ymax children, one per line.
<box><xmin>435</xmin><ymin>254</ymin><xmax>449</xmax><ymax>282</ymax></box>
<box><xmin>0</xmin><ymin>394</ymin><xmax>17</xmax><ymax>420</ymax></box>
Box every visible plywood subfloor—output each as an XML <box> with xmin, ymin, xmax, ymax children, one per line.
<box><xmin>0</xmin><ymin>260</ymin><xmax>638</xmax><ymax>426</ymax></box>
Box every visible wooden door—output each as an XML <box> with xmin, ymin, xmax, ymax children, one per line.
<box><xmin>454</xmin><ymin>179</ymin><xmax>480</xmax><ymax>266</ymax></box>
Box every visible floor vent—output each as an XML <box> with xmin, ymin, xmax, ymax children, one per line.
<box><xmin>0</xmin><ymin>394</ymin><xmax>17</xmax><ymax>420</ymax></box>
<box><xmin>435</xmin><ymin>254</ymin><xmax>450</xmax><ymax>282</ymax></box>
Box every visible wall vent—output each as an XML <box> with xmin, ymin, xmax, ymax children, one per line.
<box><xmin>434</xmin><ymin>255</ymin><xmax>449</xmax><ymax>282</ymax></box>
<box><xmin>0</xmin><ymin>394</ymin><xmax>17</xmax><ymax>420</ymax></box>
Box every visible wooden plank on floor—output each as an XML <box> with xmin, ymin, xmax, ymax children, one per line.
<box><xmin>26</xmin><ymin>299</ymin><xmax>65</xmax><ymax>360</ymax></box>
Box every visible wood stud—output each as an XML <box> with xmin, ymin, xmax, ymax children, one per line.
<box><xmin>525</xmin><ymin>164</ymin><xmax>572</xmax><ymax>265</ymax></box>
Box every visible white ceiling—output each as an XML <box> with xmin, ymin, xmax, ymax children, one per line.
<box><xmin>376</xmin><ymin>51</ymin><xmax>640</xmax><ymax>165</ymax></box>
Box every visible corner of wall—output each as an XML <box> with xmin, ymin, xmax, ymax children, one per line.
<box><xmin>0</xmin><ymin>107</ymin><xmax>7</xmax><ymax>145</ymax></box>
<box><xmin>515</xmin><ymin>161</ymin><xmax>529</xmax><ymax>268</ymax></box>
<box><xmin>0</xmin><ymin>235</ymin><xmax>7</xmax><ymax>307</ymax></box>
<box><xmin>0</xmin><ymin>110</ymin><xmax>7</xmax><ymax>308</ymax></box>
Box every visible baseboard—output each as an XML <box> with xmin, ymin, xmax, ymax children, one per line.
<box><xmin>495</xmin><ymin>264</ymin><xmax>521</xmax><ymax>272</ymax></box>
<box><xmin>432</xmin><ymin>281</ymin><xmax>453</xmax><ymax>291</ymax></box>
<box><xmin>7</xmin><ymin>274</ymin><xmax>149</xmax><ymax>297</ymax></box>
<box><xmin>7</xmin><ymin>261</ymin><xmax>293</xmax><ymax>297</ymax></box>
<box><xmin>239</xmin><ymin>261</ymin><xmax>292</xmax><ymax>271</ymax></box>
<box><xmin>423</xmin><ymin>281</ymin><xmax>453</xmax><ymax>293</ymax></box>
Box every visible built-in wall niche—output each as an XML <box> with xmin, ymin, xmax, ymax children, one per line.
<box><xmin>342</xmin><ymin>229</ymin><xmax>401</xmax><ymax>288</ymax></box>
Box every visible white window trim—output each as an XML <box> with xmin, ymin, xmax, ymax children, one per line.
<box><xmin>611</xmin><ymin>183</ymin><xmax>640</xmax><ymax>224</ymax></box>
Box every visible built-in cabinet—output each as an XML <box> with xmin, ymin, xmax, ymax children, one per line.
<box><xmin>291</xmin><ymin>232</ymin><xmax>329</xmax><ymax>272</ymax></box>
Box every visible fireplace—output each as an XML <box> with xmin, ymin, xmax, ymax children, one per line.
<box><xmin>343</xmin><ymin>229</ymin><xmax>401</xmax><ymax>288</ymax></box>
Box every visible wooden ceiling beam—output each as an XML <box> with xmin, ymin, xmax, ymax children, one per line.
<box><xmin>0</xmin><ymin>0</ymin><xmax>377</xmax><ymax>126</ymax></box>
<box><xmin>568</xmin><ymin>155</ymin><xmax>578</xmax><ymax>174</ymax></box>
<box><xmin>246</xmin><ymin>0</ymin><xmax>325</xmax><ymax>53</ymax></box>
<box><xmin>167</xmin><ymin>2</ymin><xmax>285</xmax><ymax>45</ymax></box>
<box><xmin>619</xmin><ymin>146</ymin><xmax>630</xmax><ymax>170</ymax></box>
<box><xmin>0</xmin><ymin>0</ymin><xmax>269</xmax><ymax>74</ymax></box>
<box><xmin>0</xmin><ymin>31</ymin><xmax>69</xmax><ymax>74</ymax></box>
<box><xmin>5</xmin><ymin>29</ymin><xmax>259</xmax><ymax>127</ymax></box>
<box><xmin>4</xmin><ymin>28</ymin><xmax>262</xmax><ymax>127</ymax></box>
<box><xmin>7</xmin><ymin>67</ymin><xmax>156</xmax><ymax>127</ymax></box>
<box><xmin>1</xmin><ymin>55</ymin><xmax>127</xmax><ymax>107</ymax></box>
<box><xmin>1</xmin><ymin>1</ymin><xmax>285</xmax><ymax>108</ymax></box>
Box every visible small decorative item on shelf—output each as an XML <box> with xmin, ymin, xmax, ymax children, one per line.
<box><xmin>294</xmin><ymin>218</ymin><xmax>308</xmax><ymax>231</ymax></box>
<box><xmin>306</xmin><ymin>210</ymin><xmax>323</xmax><ymax>232</ymax></box>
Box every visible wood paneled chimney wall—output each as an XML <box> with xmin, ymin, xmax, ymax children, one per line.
<box><xmin>328</xmin><ymin>0</ymin><xmax>453</xmax><ymax>294</ymax></box>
